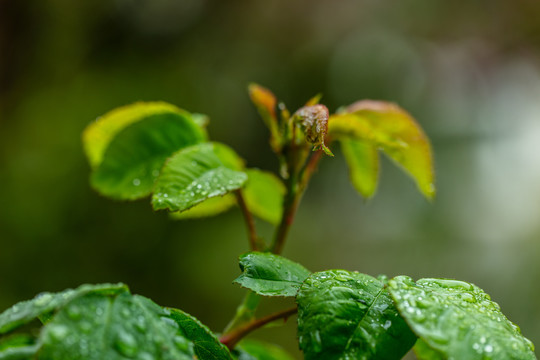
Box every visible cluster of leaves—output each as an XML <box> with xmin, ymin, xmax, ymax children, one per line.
<box><xmin>0</xmin><ymin>84</ymin><xmax>536</xmax><ymax>359</ymax></box>
<box><xmin>234</xmin><ymin>252</ymin><xmax>536</xmax><ymax>359</ymax></box>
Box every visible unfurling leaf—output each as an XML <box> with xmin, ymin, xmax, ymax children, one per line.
<box><xmin>296</xmin><ymin>270</ymin><xmax>416</xmax><ymax>360</ymax></box>
<box><xmin>388</xmin><ymin>276</ymin><xmax>536</xmax><ymax>360</ymax></box>
<box><xmin>233</xmin><ymin>252</ymin><xmax>311</xmax><ymax>297</ymax></box>
<box><xmin>248</xmin><ymin>83</ymin><xmax>280</xmax><ymax>152</ymax></box>
<box><xmin>152</xmin><ymin>142</ymin><xmax>247</xmax><ymax>212</ymax></box>
<box><xmin>293</xmin><ymin>105</ymin><xmax>333</xmax><ymax>156</ymax></box>
<box><xmin>329</xmin><ymin>100</ymin><xmax>435</xmax><ymax>199</ymax></box>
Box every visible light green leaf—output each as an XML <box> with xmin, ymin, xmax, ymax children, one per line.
<box><xmin>83</xmin><ymin>102</ymin><xmax>203</xmax><ymax>169</ymax></box>
<box><xmin>296</xmin><ymin>270</ymin><xmax>416</xmax><ymax>360</ymax></box>
<box><xmin>243</xmin><ymin>169</ymin><xmax>285</xmax><ymax>225</ymax></box>
<box><xmin>170</xmin><ymin>194</ymin><xmax>237</xmax><ymax>220</ymax></box>
<box><xmin>234</xmin><ymin>339</ymin><xmax>295</xmax><ymax>360</ymax></box>
<box><xmin>233</xmin><ymin>252</ymin><xmax>311</xmax><ymax>297</ymax></box>
<box><xmin>340</xmin><ymin>139</ymin><xmax>379</xmax><ymax>199</ymax></box>
<box><xmin>0</xmin><ymin>283</ymin><xmax>127</xmax><ymax>334</ymax></box>
<box><xmin>329</xmin><ymin>101</ymin><xmax>435</xmax><ymax>199</ymax></box>
<box><xmin>90</xmin><ymin>111</ymin><xmax>207</xmax><ymax>200</ymax></box>
<box><xmin>388</xmin><ymin>276</ymin><xmax>536</xmax><ymax>360</ymax></box>
<box><xmin>38</xmin><ymin>292</ymin><xmax>195</xmax><ymax>360</ymax></box>
<box><xmin>413</xmin><ymin>339</ymin><xmax>445</xmax><ymax>360</ymax></box>
<box><xmin>166</xmin><ymin>308</ymin><xmax>233</xmax><ymax>360</ymax></box>
<box><xmin>152</xmin><ymin>142</ymin><xmax>248</xmax><ymax>212</ymax></box>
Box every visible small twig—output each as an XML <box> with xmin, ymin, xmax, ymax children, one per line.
<box><xmin>271</xmin><ymin>150</ymin><xmax>323</xmax><ymax>254</ymax></box>
<box><xmin>220</xmin><ymin>307</ymin><xmax>298</xmax><ymax>350</ymax></box>
<box><xmin>235</xmin><ymin>190</ymin><xmax>260</xmax><ymax>251</ymax></box>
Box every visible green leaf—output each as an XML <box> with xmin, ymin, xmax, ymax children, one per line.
<box><xmin>0</xmin><ymin>335</ymin><xmax>38</xmax><ymax>360</ymax></box>
<box><xmin>388</xmin><ymin>276</ymin><xmax>536</xmax><ymax>360</ymax></box>
<box><xmin>233</xmin><ymin>252</ymin><xmax>311</xmax><ymax>297</ymax></box>
<box><xmin>90</xmin><ymin>111</ymin><xmax>207</xmax><ymax>200</ymax></box>
<box><xmin>329</xmin><ymin>101</ymin><xmax>435</xmax><ymax>199</ymax></box>
<box><xmin>233</xmin><ymin>339</ymin><xmax>295</xmax><ymax>360</ymax></box>
<box><xmin>296</xmin><ymin>270</ymin><xmax>416</xmax><ymax>360</ymax></box>
<box><xmin>0</xmin><ymin>283</ymin><xmax>127</xmax><ymax>334</ymax></box>
<box><xmin>83</xmin><ymin>102</ymin><xmax>203</xmax><ymax>169</ymax></box>
<box><xmin>38</xmin><ymin>292</ymin><xmax>195</xmax><ymax>360</ymax></box>
<box><xmin>243</xmin><ymin>169</ymin><xmax>285</xmax><ymax>225</ymax></box>
<box><xmin>152</xmin><ymin>142</ymin><xmax>248</xmax><ymax>212</ymax></box>
<box><xmin>166</xmin><ymin>308</ymin><xmax>233</xmax><ymax>360</ymax></box>
<box><xmin>413</xmin><ymin>339</ymin><xmax>445</xmax><ymax>360</ymax></box>
<box><xmin>170</xmin><ymin>194</ymin><xmax>237</xmax><ymax>220</ymax></box>
<box><xmin>340</xmin><ymin>139</ymin><xmax>379</xmax><ymax>199</ymax></box>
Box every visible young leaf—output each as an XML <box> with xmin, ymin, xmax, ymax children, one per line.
<box><xmin>169</xmin><ymin>194</ymin><xmax>237</xmax><ymax>220</ymax></box>
<box><xmin>83</xmin><ymin>102</ymin><xmax>203</xmax><ymax>169</ymax></box>
<box><xmin>152</xmin><ymin>142</ymin><xmax>248</xmax><ymax>212</ymax></box>
<box><xmin>293</xmin><ymin>105</ymin><xmax>333</xmax><ymax>156</ymax></box>
<box><xmin>233</xmin><ymin>339</ymin><xmax>295</xmax><ymax>360</ymax></box>
<box><xmin>388</xmin><ymin>276</ymin><xmax>536</xmax><ymax>360</ymax></box>
<box><xmin>328</xmin><ymin>101</ymin><xmax>435</xmax><ymax>199</ymax></box>
<box><xmin>233</xmin><ymin>252</ymin><xmax>311</xmax><ymax>297</ymax></box>
<box><xmin>38</xmin><ymin>292</ymin><xmax>195</xmax><ymax>360</ymax></box>
<box><xmin>248</xmin><ymin>84</ymin><xmax>280</xmax><ymax>152</ymax></box>
<box><xmin>296</xmin><ymin>270</ymin><xmax>416</xmax><ymax>360</ymax></box>
<box><xmin>90</xmin><ymin>112</ymin><xmax>207</xmax><ymax>200</ymax></box>
<box><xmin>340</xmin><ymin>138</ymin><xmax>379</xmax><ymax>199</ymax></box>
<box><xmin>0</xmin><ymin>283</ymin><xmax>127</xmax><ymax>334</ymax></box>
<box><xmin>166</xmin><ymin>308</ymin><xmax>233</xmax><ymax>360</ymax></box>
<box><xmin>243</xmin><ymin>169</ymin><xmax>285</xmax><ymax>225</ymax></box>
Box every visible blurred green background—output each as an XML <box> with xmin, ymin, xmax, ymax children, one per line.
<box><xmin>1</xmin><ymin>0</ymin><xmax>540</xmax><ymax>358</ymax></box>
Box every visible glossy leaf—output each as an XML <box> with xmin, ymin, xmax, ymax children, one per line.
<box><xmin>328</xmin><ymin>101</ymin><xmax>435</xmax><ymax>199</ymax></box>
<box><xmin>233</xmin><ymin>252</ymin><xmax>310</xmax><ymax>297</ymax></box>
<box><xmin>0</xmin><ymin>283</ymin><xmax>127</xmax><ymax>334</ymax></box>
<box><xmin>90</xmin><ymin>112</ymin><xmax>207</xmax><ymax>200</ymax></box>
<box><xmin>388</xmin><ymin>276</ymin><xmax>536</xmax><ymax>360</ymax></box>
<box><xmin>243</xmin><ymin>169</ymin><xmax>285</xmax><ymax>225</ymax></box>
<box><xmin>166</xmin><ymin>308</ymin><xmax>233</xmax><ymax>360</ymax></box>
<box><xmin>296</xmin><ymin>270</ymin><xmax>416</xmax><ymax>360</ymax></box>
<box><xmin>152</xmin><ymin>142</ymin><xmax>248</xmax><ymax>212</ymax></box>
<box><xmin>234</xmin><ymin>339</ymin><xmax>295</xmax><ymax>360</ymax></box>
<box><xmin>83</xmin><ymin>102</ymin><xmax>200</xmax><ymax>169</ymax></box>
<box><xmin>340</xmin><ymin>138</ymin><xmax>379</xmax><ymax>199</ymax></box>
<box><xmin>170</xmin><ymin>194</ymin><xmax>237</xmax><ymax>220</ymax></box>
<box><xmin>38</xmin><ymin>292</ymin><xmax>195</xmax><ymax>360</ymax></box>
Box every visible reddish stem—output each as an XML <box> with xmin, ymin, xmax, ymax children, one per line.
<box><xmin>235</xmin><ymin>190</ymin><xmax>260</xmax><ymax>251</ymax></box>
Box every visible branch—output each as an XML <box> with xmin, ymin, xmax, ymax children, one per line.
<box><xmin>220</xmin><ymin>307</ymin><xmax>298</xmax><ymax>350</ymax></box>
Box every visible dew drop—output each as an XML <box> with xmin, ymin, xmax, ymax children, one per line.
<box><xmin>67</xmin><ymin>305</ymin><xmax>82</xmax><ymax>320</ymax></box>
<box><xmin>115</xmin><ymin>330</ymin><xmax>138</xmax><ymax>358</ymax></box>
<box><xmin>48</xmin><ymin>324</ymin><xmax>69</xmax><ymax>341</ymax></box>
<box><xmin>132</xmin><ymin>179</ymin><xmax>141</xmax><ymax>186</ymax></box>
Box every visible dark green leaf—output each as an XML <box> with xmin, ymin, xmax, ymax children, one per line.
<box><xmin>243</xmin><ymin>169</ymin><xmax>285</xmax><ymax>225</ymax></box>
<box><xmin>340</xmin><ymin>139</ymin><xmax>379</xmax><ymax>199</ymax></box>
<box><xmin>328</xmin><ymin>101</ymin><xmax>435</xmax><ymax>199</ymax></box>
<box><xmin>233</xmin><ymin>339</ymin><xmax>295</xmax><ymax>360</ymax></box>
<box><xmin>90</xmin><ymin>112</ymin><xmax>206</xmax><ymax>200</ymax></box>
<box><xmin>0</xmin><ymin>335</ymin><xmax>38</xmax><ymax>360</ymax></box>
<box><xmin>388</xmin><ymin>276</ymin><xmax>536</xmax><ymax>360</ymax></box>
<box><xmin>233</xmin><ymin>252</ymin><xmax>311</xmax><ymax>297</ymax></box>
<box><xmin>38</xmin><ymin>292</ymin><xmax>195</xmax><ymax>360</ymax></box>
<box><xmin>166</xmin><ymin>307</ymin><xmax>232</xmax><ymax>360</ymax></box>
<box><xmin>152</xmin><ymin>142</ymin><xmax>248</xmax><ymax>212</ymax></box>
<box><xmin>0</xmin><ymin>283</ymin><xmax>127</xmax><ymax>334</ymax></box>
<box><xmin>296</xmin><ymin>270</ymin><xmax>416</xmax><ymax>360</ymax></box>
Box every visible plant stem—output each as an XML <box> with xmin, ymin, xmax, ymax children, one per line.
<box><xmin>271</xmin><ymin>150</ymin><xmax>323</xmax><ymax>254</ymax></box>
<box><xmin>220</xmin><ymin>307</ymin><xmax>298</xmax><ymax>350</ymax></box>
<box><xmin>223</xmin><ymin>291</ymin><xmax>261</xmax><ymax>334</ymax></box>
<box><xmin>235</xmin><ymin>189</ymin><xmax>260</xmax><ymax>251</ymax></box>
